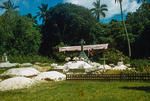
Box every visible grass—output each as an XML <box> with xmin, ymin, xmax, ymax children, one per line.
<box><xmin>0</xmin><ymin>69</ymin><xmax>5</xmax><ymax>74</ymax></box>
<box><xmin>0</xmin><ymin>81</ymin><xmax>150</xmax><ymax>101</ymax></box>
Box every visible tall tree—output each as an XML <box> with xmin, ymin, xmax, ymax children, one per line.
<box><xmin>0</xmin><ymin>12</ymin><xmax>41</xmax><ymax>55</ymax></box>
<box><xmin>137</xmin><ymin>0</ymin><xmax>148</xmax><ymax>3</ymax></box>
<box><xmin>0</xmin><ymin>0</ymin><xmax>19</xmax><ymax>11</ymax></box>
<box><xmin>39</xmin><ymin>3</ymin><xmax>97</xmax><ymax>56</ymax></box>
<box><xmin>126</xmin><ymin>3</ymin><xmax>150</xmax><ymax>58</ymax></box>
<box><xmin>91</xmin><ymin>0</ymin><xmax>108</xmax><ymax>21</ymax></box>
<box><xmin>36</xmin><ymin>4</ymin><xmax>49</xmax><ymax>24</ymax></box>
<box><xmin>115</xmin><ymin>0</ymin><xmax>131</xmax><ymax>57</ymax></box>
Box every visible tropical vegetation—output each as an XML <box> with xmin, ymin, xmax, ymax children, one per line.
<box><xmin>36</xmin><ymin>3</ymin><xmax>49</xmax><ymax>24</ymax></box>
<box><xmin>0</xmin><ymin>1</ymin><xmax>150</xmax><ymax>100</ymax></box>
<box><xmin>0</xmin><ymin>0</ymin><xmax>19</xmax><ymax>11</ymax></box>
<box><xmin>91</xmin><ymin>0</ymin><xmax>108</xmax><ymax>21</ymax></box>
<box><xmin>0</xmin><ymin>0</ymin><xmax>150</xmax><ymax>68</ymax></box>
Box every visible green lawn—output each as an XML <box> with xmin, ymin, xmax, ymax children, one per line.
<box><xmin>0</xmin><ymin>81</ymin><xmax>150</xmax><ymax>101</ymax></box>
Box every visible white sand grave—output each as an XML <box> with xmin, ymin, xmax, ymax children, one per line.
<box><xmin>90</xmin><ymin>62</ymin><xmax>101</xmax><ymax>68</ymax></box>
<box><xmin>1</xmin><ymin>67</ymin><xmax>40</xmax><ymax>77</ymax></box>
<box><xmin>34</xmin><ymin>71</ymin><xmax>66</xmax><ymax>81</ymax></box>
<box><xmin>64</xmin><ymin>61</ymin><xmax>93</xmax><ymax>69</ymax></box>
<box><xmin>20</xmin><ymin>63</ymin><xmax>33</xmax><ymax>67</ymax></box>
<box><xmin>0</xmin><ymin>62</ymin><xmax>18</xmax><ymax>68</ymax></box>
<box><xmin>113</xmin><ymin>65</ymin><xmax>128</xmax><ymax>70</ymax></box>
<box><xmin>0</xmin><ymin>77</ymin><xmax>35</xmax><ymax>91</ymax></box>
<box><xmin>98</xmin><ymin>65</ymin><xmax>112</xmax><ymax>70</ymax></box>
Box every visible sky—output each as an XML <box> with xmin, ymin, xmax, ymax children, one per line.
<box><xmin>0</xmin><ymin>0</ymin><xmax>142</xmax><ymax>23</ymax></box>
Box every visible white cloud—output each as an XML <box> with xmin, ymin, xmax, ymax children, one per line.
<box><xmin>63</xmin><ymin>0</ymin><xmax>141</xmax><ymax>19</ymax></box>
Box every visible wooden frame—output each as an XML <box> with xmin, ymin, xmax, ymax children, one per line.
<box><xmin>59</xmin><ymin>44</ymin><xmax>108</xmax><ymax>52</ymax></box>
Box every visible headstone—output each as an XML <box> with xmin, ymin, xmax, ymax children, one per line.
<box><xmin>2</xmin><ymin>53</ymin><xmax>8</xmax><ymax>62</ymax></box>
<box><xmin>117</xmin><ymin>62</ymin><xmax>124</xmax><ymax>66</ymax></box>
<box><xmin>117</xmin><ymin>57</ymin><xmax>124</xmax><ymax>66</ymax></box>
<box><xmin>65</xmin><ymin>57</ymin><xmax>71</xmax><ymax>62</ymax></box>
<box><xmin>100</xmin><ymin>54</ymin><xmax>108</xmax><ymax>71</ymax></box>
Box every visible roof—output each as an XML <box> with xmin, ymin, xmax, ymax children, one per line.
<box><xmin>59</xmin><ymin>44</ymin><xmax>108</xmax><ymax>52</ymax></box>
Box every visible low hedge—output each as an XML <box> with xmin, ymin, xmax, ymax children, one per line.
<box><xmin>8</xmin><ymin>55</ymin><xmax>55</xmax><ymax>64</ymax></box>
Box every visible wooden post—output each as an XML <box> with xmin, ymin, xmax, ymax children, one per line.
<box><xmin>100</xmin><ymin>54</ymin><xmax>108</xmax><ymax>72</ymax></box>
<box><xmin>81</xmin><ymin>39</ymin><xmax>84</xmax><ymax>52</ymax></box>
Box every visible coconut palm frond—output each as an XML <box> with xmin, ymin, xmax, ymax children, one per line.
<box><xmin>91</xmin><ymin>0</ymin><xmax>108</xmax><ymax>21</ymax></box>
<box><xmin>36</xmin><ymin>3</ymin><xmax>49</xmax><ymax>24</ymax></box>
<box><xmin>0</xmin><ymin>0</ymin><xmax>19</xmax><ymax>11</ymax></box>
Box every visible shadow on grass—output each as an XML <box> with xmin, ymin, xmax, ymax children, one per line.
<box><xmin>121</xmin><ymin>86</ymin><xmax>150</xmax><ymax>93</ymax></box>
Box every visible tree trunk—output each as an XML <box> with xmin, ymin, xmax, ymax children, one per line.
<box><xmin>120</xmin><ymin>2</ymin><xmax>131</xmax><ymax>57</ymax></box>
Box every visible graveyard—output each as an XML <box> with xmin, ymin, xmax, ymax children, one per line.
<box><xmin>0</xmin><ymin>36</ymin><xmax>150</xmax><ymax>101</ymax></box>
<box><xmin>0</xmin><ymin>31</ymin><xmax>150</xmax><ymax>101</ymax></box>
<box><xmin>0</xmin><ymin>44</ymin><xmax>149</xmax><ymax>98</ymax></box>
<box><xmin>0</xmin><ymin>0</ymin><xmax>150</xmax><ymax>101</ymax></box>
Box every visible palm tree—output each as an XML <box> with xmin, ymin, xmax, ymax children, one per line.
<box><xmin>115</xmin><ymin>0</ymin><xmax>131</xmax><ymax>57</ymax></box>
<box><xmin>0</xmin><ymin>0</ymin><xmax>19</xmax><ymax>11</ymax></box>
<box><xmin>137</xmin><ymin>0</ymin><xmax>148</xmax><ymax>3</ymax></box>
<box><xmin>26</xmin><ymin>13</ymin><xmax>38</xmax><ymax>24</ymax></box>
<box><xmin>36</xmin><ymin>4</ymin><xmax>49</xmax><ymax>24</ymax></box>
<box><xmin>136</xmin><ymin>0</ymin><xmax>148</xmax><ymax>19</ymax></box>
<box><xmin>91</xmin><ymin>0</ymin><xmax>108</xmax><ymax>21</ymax></box>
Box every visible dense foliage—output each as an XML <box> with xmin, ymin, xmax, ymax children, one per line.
<box><xmin>91</xmin><ymin>0</ymin><xmax>108</xmax><ymax>21</ymax></box>
<box><xmin>8</xmin><ymin>55</ymin><xmax>54</xmax><ymax>64</ymax></box>
<box><xmin>39</xmin><ymin>3</ymin><xmax>97</xmax><ymax>56</ymax></box>
<box><xmin>126</xmin><ymin>3</ymin><xmax>150</xmax><ymax>58</ymax></box>
<box><xmin>104</xmin><ymin>48</ymin><xmax>130</xmax><ymax>64</ymax></box>
<box><xmin>0</xmin><ymin>11</ymin><xmax>41</xmax><ymax>55</ymax></box>
<box><xmin>0</xmin><ymin>0</ymin><xmax>150</xmax><ymax>66</ymax></box>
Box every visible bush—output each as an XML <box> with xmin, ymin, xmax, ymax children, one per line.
<box><xmin>53</xmin><ymin>52</ymin><xmax>66</xmax><ymax>63</ymax></box>
<box><xmin>53</xmin><ymin>42</ymin><xmax>80</xmax><ymax>62</ymax></box>
<box><xmin>104</xmin><ymin>70</ymin><xmax>122</xmax><ymax>74</ymax></box>
<box><xmin>8</xmin><ymin>55</ymin><xmax>55</xmax><ymax>64</ymax></box>
<box><xmin>103</xmin><ymin>48</ymin><xmax>130</xmax><ymax>64</ymax></box>
<box><xmin>0</xmin><ymin>11</ymin><xmax>41</xmax><ymax>55</ymax></box>
<box><xmin>130</xmin><ymin>59</ymin><xmax>150</xmax><ymax>72</ymax></box>
<box><xmin>0</xmin><ymin>69</ymin><xmax>6</xmax><ymax>74</ymax></box>
<box><xmin>40</xmin><ymin>3</ymin><xmax>97</xmax><ymax>56</ymax></box>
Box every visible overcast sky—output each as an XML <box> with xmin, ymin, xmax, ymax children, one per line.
<box><xmin>0</xmin><ymin>0</ymin><xmax>141</xmax><ymax>23</ymax></box>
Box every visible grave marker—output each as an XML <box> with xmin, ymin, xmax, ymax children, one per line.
<box><xmin>58</xmin><ymin>41</ymin><xmax>108</xmax><ymax>61</ymax></box>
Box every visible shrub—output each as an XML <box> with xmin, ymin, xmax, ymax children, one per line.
<box><xmin>0</xmin><ymin>12</ymin><xmax>41</xmax><ymax>55</ymax></box>
<box><xmin>104</xmin><ymin>70</ymin><xmax>122</xmax><ymax>74</ymax></box>
<box><xmin>103</xmin><ymin>48</ymin><xmax>130</xmax><ymax>64</ymax></box>
<box><xmin>0</xmin><ymin>69</ymin><xmax>6</xmax><ymax>74</ymax></box>
<box><xmin>130</xmin><ymin>59</ymin><xmax>150</xmax><ymax>72</ymax></box>
<box><xmin>8</xmin><ymin>55</ymin><xmax>54</xmax><ymax>64</ymax></box>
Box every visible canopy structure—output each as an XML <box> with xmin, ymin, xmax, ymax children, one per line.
<box><xmin>59</xmin><ymin>44</ymin><xmax>108</xmax><ymax>52</ymax></box>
